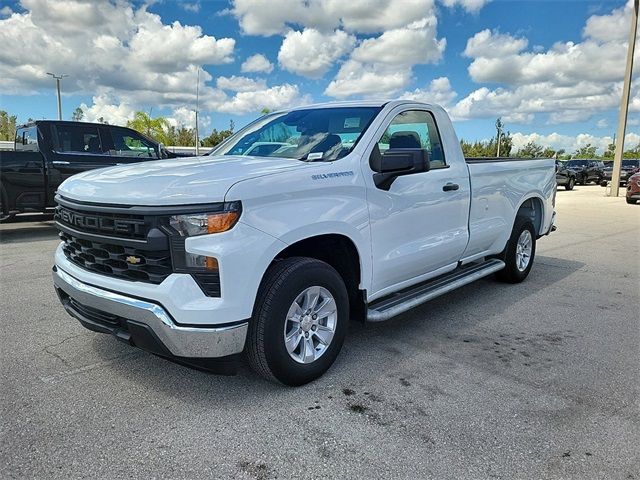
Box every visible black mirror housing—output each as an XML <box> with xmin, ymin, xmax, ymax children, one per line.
<box><xmin>369</xmin><ymin>145</ymin><xmax>429</xmax><ymax>190</ymax></box>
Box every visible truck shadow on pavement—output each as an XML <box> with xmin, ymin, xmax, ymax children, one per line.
<box><xmin>88</xmin><ymin>254</ymin><xmax>585</xmax><ymax>403</ymax></box>
<box><xmin>0</xmin><ymin>216</ymin><xmax>57</xmax><ymax>244</ymax></box>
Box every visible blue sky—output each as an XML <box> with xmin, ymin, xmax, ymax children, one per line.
<box><xmin>0</xmin><ymin>0</ymin><xmax>637</xmax><ymax>153</ymax></box>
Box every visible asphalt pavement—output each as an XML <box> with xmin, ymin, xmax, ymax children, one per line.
<box><xmin>1</xmin><ymin>185</ymin><xmax>638</xmax><ymax>479</ymax></box>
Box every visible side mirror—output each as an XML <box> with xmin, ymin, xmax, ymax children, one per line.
<box><xmin>157</xmin><ymin>143</ymin><xmax>168</xmax><ymax>159</ymax></box>
<box><xmin>369</xmin><ymin>145</ymin><xmax>429</xmax><ymax>190</ymax></box>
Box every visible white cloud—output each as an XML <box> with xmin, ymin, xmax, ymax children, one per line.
<box><xmin>452</xmin><ymin>2</ymin><xmax>640</xmax><ymax>124</ymax></box>
<box><xmin>583</xmin><ymin>1</ymin><xmax>634</xmax><ymax>42</ymax></box>
<box><xmin>0</xmin><ymin>0</ymin><xmax>235</xmax><ymax>107</ymax></box>
<box><xmin>511</xmin><ymin>132</ymin><xmax>640</xmax><ymax>155</ymax></box>
<box><xmin>351</xmin><ymin>17</ymin><xmax>445</xmax><ymax>67</ymax></box>
<box><xmin>180</xmin><ymin>2</ymin><xmax>200</xmax><ymax>13</ymax></box>
<box><xmin>278</xmin><ymin>29</ymin><xmax>355</xmax><ymax>78</ymax></box>
<box><xmin>400</xmin><ymin>77</ymin><xmax>457</xmax><ymax>107</ymax></box>
<box><xmin>0</xmin><ymin>6</ymin><xmax>13</xmax><ymax>16</ymax></box>
<box><xmin>79</xmin><ymin>94</ymin><xmax>136</xmax><ymax>126</ymax></box>
<box><xmin>440</xmin><ymin>0</ymin><xmax>490</xmax><ymax>14</ymax></box>
<box><xmin>241</xmin><ymin>53</ymin><xmax>274</xmax><ymax>73</ymax></box>
<box><xmin>325</xmin><ymin>60</ymin><xmax>412</xmax><ymax>98</ymax></box>
<box><xmin>216</xmin><ymin>75</ymin><xmax>267</xmax><ymax>92</ymax></box>
<box><xmin>230</xmin><ymin>0</ymin><xmax>438</xmax><ymax>35</ymax></box>
<box><xmin>596</xmin><ymin>119</ymin><xmax>609</xmax><ymax>129</ymax></box>
<box><xmin>214</xmin><ymin>84</ymin><xmax>311</xmax><ymax>114</ymax></box>
<box><xmin>463</xmin><ymin>29</ymin><xmax>527</xmax><ymax>58</ymax></box>
<box><xmin>323</xmin><ymin>5</ymin><xmax>445</xmax><ymax>98</ymax></box>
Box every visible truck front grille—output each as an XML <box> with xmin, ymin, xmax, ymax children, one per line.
<box><xmin>54</xmin><ymin>197</ymin><xmax>222</xmax><ymax>295</ymax></box>
<box><xmin>59</xmin><ymin>230</ymin><xmax>173</xmax><ymax>284</ymax></box>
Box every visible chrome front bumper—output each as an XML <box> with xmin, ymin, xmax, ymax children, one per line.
<box><xmin>52</xmin><ymin>267</ymin><xmax>248</xmax><ymax>358</ymax></box>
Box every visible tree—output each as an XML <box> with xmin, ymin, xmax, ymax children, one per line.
<box><xmin>603</xmin><ymin>142</ymin><xmax>615</xmax><ymax>159</ymax></box>
<box><xmin>126</xmin><ymin>111</ymin><xmax>169</xmax><ymax>143</ymax></box>
<box><xmin>261</xmin><ymin>108</ymin><xmax>271</xmax><ymax>115</ymax></box>
<box><xmin>0</xmin><ymin>110</ymin><xmax>17</xmax><ymax>141</ymax></box>
<box><xmin>573</xmin><ymin>144</ymin><xmax>597</xmax><ymax>158</ymax></box>
<box><xmin>541</xmin><ymin>147</ymin><xmax>556</xmax><ymax>158</ymax></box>
<box><xmin>71</xmin><ymin>107</ymin><xmax>84</xmax><ymax>122</ymax></box>
<box><xmin>165</xmin><ymin>125</ymin><xmax>197</xmax><ymax>146</ymax></box>
<box><xmin>201</xmin><ymin>120</ymin><xmax>235</xmax><ymax>148</ymax></box>
<box><xmin>517</xmin><ymin>141</ymin><xmax>544</xmax><ymax>158</ymax></box>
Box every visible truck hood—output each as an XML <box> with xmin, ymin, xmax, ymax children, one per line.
<box><xmin>57</xmin><ymin>155</ymin><xmax>307</xmax><ymax>205</ymax></box>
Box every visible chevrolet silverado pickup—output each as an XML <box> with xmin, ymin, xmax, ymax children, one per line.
<box><xmin>52</xmin><ymin>101</ymin><xmax>556</xmax><ymax>385</ymax></box>
<box><xmin>0</xmin><ymin>120</ymin><xmax>183</xmax><ymax>222</ymax></box>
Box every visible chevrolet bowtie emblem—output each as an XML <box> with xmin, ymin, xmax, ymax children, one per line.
<box><xmin>126</xmin><ymin>255</ymin><xmax>142</xmax><ymax>264</ymax></box>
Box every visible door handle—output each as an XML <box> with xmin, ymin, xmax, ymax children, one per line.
<box><xmin>442</xmin><ymin>182</ymin><xmax>459</xmax><ymax>191</ymax></box>
<box><xmin>52</xmin><ymin>161</ymin><xmax>70</xmax><ymax>166</ymax></box>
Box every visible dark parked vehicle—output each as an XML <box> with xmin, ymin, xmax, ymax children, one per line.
<box><xmin>0</xmin><ymin>121</ymin><xmax>181</xmax><ymax>222</ymax></box>
<box><xmin>555</xmin><ymin>160</ymin><xmax>577</xmax><ymax>190</ymax></box>
<box><xmin>563</xmin><ymin>159</ymin><xmax>605</xmax><ymax>185</ymax></box>
<box><xmin>601</xmin><ymin>159</ymin><xmax>640</xmax><ymax>186</ymax></box>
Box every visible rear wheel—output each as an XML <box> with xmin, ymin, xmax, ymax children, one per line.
<box><xmin>0</xmin><ymin>186</ymin><xmax>15</xmax><ymax>223</ymax></box>
<box><xmin>565</xmin><ymin>177</ymin><xmax>575</xmax><ymax>190</ymax></box>
<box><xmin>247</xmin><ymin>257</ymin><xmax>349</xmax><ymax>386</ymax></box>
<box><xmin>627</xmin><ymin>197</ymin><xmax>638</xmax><ymax>205</ymax></box>
<box><xmin>495</xmin><ymin>218</ymin><xmax>536</xmax><ymax>283</ymax></box>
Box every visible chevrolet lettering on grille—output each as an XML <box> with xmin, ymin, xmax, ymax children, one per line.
<box><xmin>56</xmin><ymin>207</ymin><xmax>145</xmax><ymax>236</ymax></box>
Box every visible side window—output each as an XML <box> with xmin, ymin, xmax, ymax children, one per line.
<box><xmin>109</xmin><ymin>128</ymin><xmax>159</xmax><ymax>159</ymax></box>
<box><xmin>15</xmin><ymin>126</ymin><xmax>39</xmax><ymax>152</ymax></box>
<box><xmin>55</xmin><ymin>125</ymin><xmax>105</xmax><ymax>154</ymax></box>
<box><xmin>377</xmin><ymin>110</ymin><xmax>446</xmax><ymax>168</ymax></box>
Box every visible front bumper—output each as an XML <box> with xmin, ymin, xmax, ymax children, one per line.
<box><xmin>53</xmin><ymin>266</ymin><xmax>248</xmax><ymax>360</ymax></box>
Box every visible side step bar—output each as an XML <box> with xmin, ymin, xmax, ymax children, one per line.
<box><xmin>366</xmin><ymin>259</ymin><xmax>505</xmax><ymax>322</ymax></box>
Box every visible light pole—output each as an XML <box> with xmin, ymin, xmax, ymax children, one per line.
<box><xmin>609</xmin><ymin>0</ymin><xmax>638</xmax><ymax>197</ymax></box>
<box><xmin>46</xmin><ymin>73</ymin><xmax>68</xmax><ymax>120</ymax></box>
<box><xmin>195</xmin><ymin>68</ymin><xmax>200</xmax><ymax>155</ymax></box>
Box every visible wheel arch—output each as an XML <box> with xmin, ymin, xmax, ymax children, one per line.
<box><xmin>262</xmin><ymin>233</ymin><xmax>366</xmax><ymax>321</ymax></box>
<box><xmin>515</xmin><ymin>195</ymin><xmax>545</xmax><ymax>236</ymax></box>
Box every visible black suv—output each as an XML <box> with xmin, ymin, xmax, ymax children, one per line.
<box><xmin>555</xmin><ymin>161</ymin><xmax>577</xmax><ymax>190</ymax></box>
<box><xmin>564</xmin><ymin>159</ymin><xmax>605</xmax><ymax>185</ymax></box>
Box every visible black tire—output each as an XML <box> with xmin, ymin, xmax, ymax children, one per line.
<box><xmin>247</xmin><ymin>257</ymin><xmax>349</xmax><ymax>386</ymax></box>
<box><xmin>565</xmin><ymin>177</ymin><xmax>575</xmax><ymax>190</ymax></box>
<box><xmin>0</xmin><ymin>185</ymin><xmax>15</xmax><ymax>223</ymax></box>
<box><xmin>495</xmin><ymin>218</ymin><xmax>536</xmax><ymax>284</ymax></box>
<box><xmin>627</xmin><ymin>197</ymin><xmax>638</xmax><ymax>205</ymax></box>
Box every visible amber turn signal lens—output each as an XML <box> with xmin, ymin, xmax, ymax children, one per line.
<box><xmin>207</xmin><ymin>211</ymin><xmax>240</xmax><ymax>233</ymax></box>
<box><xmin>205</xmin><ymin>256</ymin><xmax>218</xmax><ymax>270</ymax></box>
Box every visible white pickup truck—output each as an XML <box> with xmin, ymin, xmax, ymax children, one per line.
<box><xmin>52</xmin><ymin>100</ymin><xmax>556</xmax><ymax>385</ymax></box>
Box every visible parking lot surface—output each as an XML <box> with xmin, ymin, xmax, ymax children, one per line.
<box><xmin>1</xmin><ymin>186</ymin><xmax>638</xmax><ymax>479</ymax></box>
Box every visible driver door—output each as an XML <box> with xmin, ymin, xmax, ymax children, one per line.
<box><xmin>365</xmin><ymin>108</ymin><xmax>471</xmax><ymax>298</ymax></box>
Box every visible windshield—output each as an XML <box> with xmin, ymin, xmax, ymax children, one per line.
<box><xmin>209</xmin><ymin>107</ymin><xmax>382</xmax><ymax>161</ymax></box>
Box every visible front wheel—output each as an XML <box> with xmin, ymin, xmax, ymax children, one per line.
<box><xmin>627</xmin><ymin>197</ymin><xmax>638</xmax><ymax>205</ymax></box>
<box><xmin>565</xmin><ymin>177</ymin><xmax>575</xmax><ymax>190</ymax></box>
<box><xmin>247</xmin><ymin>257</ymin><xmax>349</xmax><ymax>386</ymax></box>
<box><xmin>495</xmin><ymin>218</ymin><xmax>536</xmax><ymax>283</ymax></box>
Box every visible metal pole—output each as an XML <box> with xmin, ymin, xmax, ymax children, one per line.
<box><xmin>56</xmin><ymin>78</ymin><xmax>62</xmax><ymax>120</ymax></box>
<box><xmin>195</xmin><ymin>68</ymin><xmax>200</xmax><ymax>156</ymax></box>
<box><xmin>496</xmin><ymin>130</ymin><xmax>502</xmax><ymax>157</ymax></box>
<box><xmin>47</xmin><ymin>73</ymin><xmax>68</xmax><ymax>121</ymax></box>
<box><xmin>610</xmin><ymin>0</ymin><xmax>638</xmax><ymax>196</ymax></box>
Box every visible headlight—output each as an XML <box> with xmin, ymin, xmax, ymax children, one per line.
<box><xmin>167</xmin><ymin>202</ymin><xmax>241</xmax><ymax>297</ymax></box>
<box><xmin>169</xmin><ymin>202</ymin><xmax>241</xmax><ymax>237</ymax></box>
